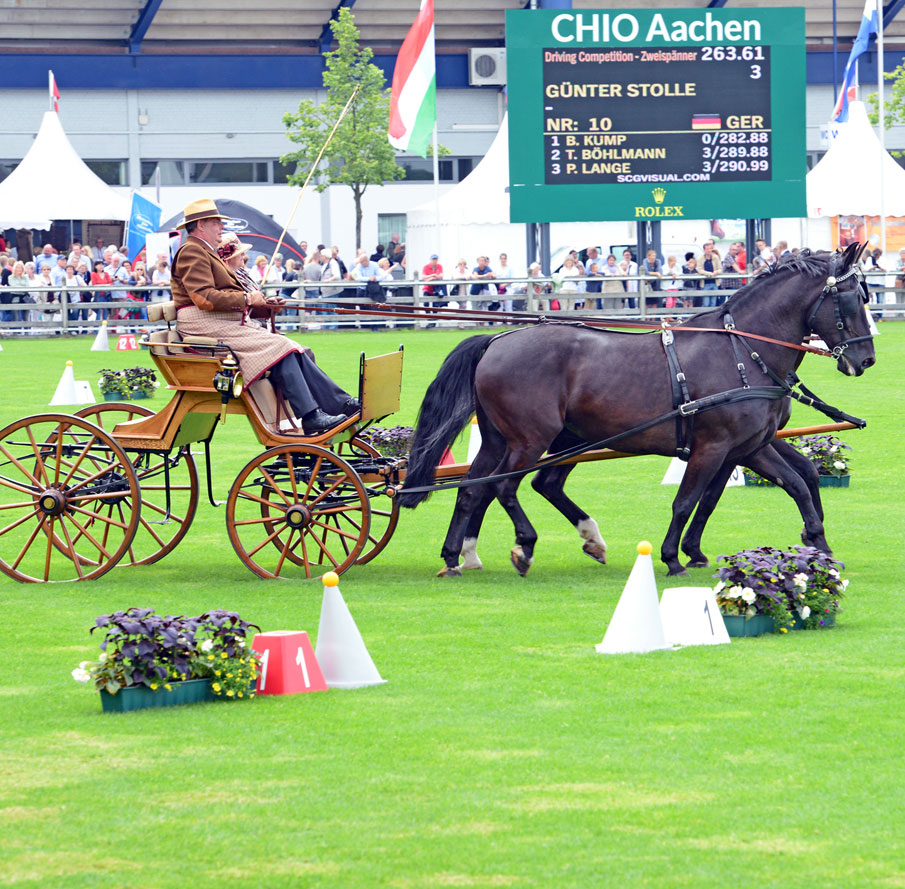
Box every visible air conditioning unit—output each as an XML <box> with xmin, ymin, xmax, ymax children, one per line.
<box><xmin>468</xmin><ymin>48</ymin><xmax>507</xmax><ymax>86</ymax></box>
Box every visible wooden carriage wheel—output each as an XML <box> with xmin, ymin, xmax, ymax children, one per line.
<box><xmin>73</xmin><ymin>402</ymin><xmax>199</xmax><ymax>565</ymax></box>
<box><xmin>226</xmin><ymin>444</ymin><xmax>370</xmax><ymax>579</ymax></box>
<box><xmin>336</xmin><ymin>436</ymin><xmax>400</xmax><ymax>564</ymax></box>
<box><xmin>0</xmin><ymin>413</ymin><xmax>140</xmax><ymax>582</ymax></box>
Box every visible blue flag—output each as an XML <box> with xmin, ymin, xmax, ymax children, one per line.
<box><xmin>127</xmin><ymin>192</ymin><xmax>162</xmax><ymax>264</ymax></box>
<box><xmin>832</xmin><ymin>0</ymin><xmax>879</xmax><ymax>123</ymax></box>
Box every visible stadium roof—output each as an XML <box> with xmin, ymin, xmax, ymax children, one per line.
<box><xmin>1</xmin><ymin>0</ymin><xmax>904</xmax><ymax>54</ymax></box>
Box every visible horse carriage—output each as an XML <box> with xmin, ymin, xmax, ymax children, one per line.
<box><xmin>0</xmin><ymin>244</ymin><xmax>876</xmax><ymax>583</ymax></box>
<box><xmin>0</xmin><ymin>300</ymin><xmax>409</xmax><ymax>583</ymax></box>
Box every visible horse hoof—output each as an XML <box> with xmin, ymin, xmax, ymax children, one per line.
<box><xmin>437</xmin><ymin>565</ymin><xmax>463</xmax><ymax>578</ymax></box>
<box><xmin>684</xmin><ymin>558</ymin><xmax>709</xmax><ymax>569</ymax></box>
<box><xmin>667</xmin><ymin>566</ymin><xmax>690</xmax><ymax>577</ymax></box>
<box><xmin>510</xmin><ymin>546</ymin><xmax>533</xmax><ymax>577</ymax></box>
<box><xmin>582</xmin><ymin>541</ymin><xmax>607</xmax><ymax>565</ymax></box>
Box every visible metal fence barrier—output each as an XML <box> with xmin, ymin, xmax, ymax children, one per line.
<box><xmin>0</xmin><ymin>270</ymin><xmax>900</xmax><ymax>337</ymax></box>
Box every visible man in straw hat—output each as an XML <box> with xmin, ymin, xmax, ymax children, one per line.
<box><xmin>170</xmin><ymin>198</ymin><xmax>358</xmax><ymax>435</ymax></box>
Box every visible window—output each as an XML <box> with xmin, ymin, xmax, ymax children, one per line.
<box><xmin>398</xmin><ymin>158</ymin><xmax>454</xmax><ymax>181</ymax></box>
<box><xmin>377</xmin><ymin>214</ymin><xmax>406</xmax><ymax>250</ymax></box>
<box><xmin>273</xmin><ymin>160</ymin><xmax>298</xmax><ymax>184</ymax></box>
<box><xmin>188</xmin><ymin>161</ymin><xmax>269</xmax><ymax>184</ymax></box>
<box><xmin>86</xmin><ymin>160</ymin><xmax>126</xmax><ymax>185</ymax></box>
<box><xmin>142</xmin><ymin>161</ymin><xmax>185</xmax><ymax>186</ymax></box>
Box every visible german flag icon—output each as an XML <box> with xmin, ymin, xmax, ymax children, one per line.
<box><xmin>692</xmin><ymin>113</ymin><xmax>722</xmax><ymax>130</ymax></box>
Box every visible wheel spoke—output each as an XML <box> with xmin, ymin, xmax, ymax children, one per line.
<box><xmin>0</xmin><ymin>442</ymin><xmax>42</xmax><ymax>488</ymax></box>
<box><xmin>24</xmin><ymin>426</ymin><xmax>50</xmax><ymax>487</ymax></box>
<box><xmin>237</xmin><ymin>488</ymin><xmax>288</xmax><ymax>511</ymax></box>
<box><xmin>307</xmin><ymin>474</ymin><xmax>347</xmax><ymax>509</ymax></box>
<box><xmin>308</xmin><ymin>518</ymin><xmax>361</xmax><ymax>542</ymax></box>
<box><xmin>57</xmin><ymin>517</ymin><xmax>86</xmax><ymax>580</ymax></box>
<box><xmin>11</xmin><ymin>514</ymin><xmax>49</xmax><ymax>571</ymax></box>
<box><xmin>67</xmin><ymin>504</ymin><xmax>131</xmax><ymax>530</ymax></box>
<box><xmin>0</xmin><ymin>507</ymin><xmax>41</xmax><ymax>537</ymax></box>
<box><xmin>259</xmin><ymin>465</ymin><xmax>293</xmax><ymax>507</ymax></box>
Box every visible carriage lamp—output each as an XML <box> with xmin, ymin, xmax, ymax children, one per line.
<box><xmin>213</xmin><ymin>355</ymin><xmax>243</xmax><ymax>424</ymax></box>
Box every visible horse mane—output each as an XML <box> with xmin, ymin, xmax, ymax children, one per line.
<box><xmin>693</xmin><ymin>249</ymin><xmax>834</xmax><ymax>322</ymax></box>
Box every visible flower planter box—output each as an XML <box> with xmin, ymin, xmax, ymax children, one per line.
<box><xmin>99</xmin><ymin>677</ymin><xmax>256</xmax><ymax>713</ymax></box>
<box><xmin>743</xmin><ymin>476</ymin><xmax>775</xmax><ymax>487</ymax></box>
<box><xmin>721</xmin><ymin>613</ymin><xmax>775</xmax><ymax>637</ymax></box>
<box><xmin>102</xmin><ymin>391</ymin><xmax>150</xmax><ymax>401</ymax></box>
<box><xmin>789</xmin><ymin>612</ymin><xmax>836</xmax><ymax>631</ymax></box>
<box><xmin>818</xmin><ymin>474</ymin><xmax>850</xmax><ymax>488</ymax></box>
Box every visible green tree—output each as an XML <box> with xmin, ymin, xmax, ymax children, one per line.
<box><xmin>282</xmin><ymin>7</ymin><xmax>404</xmax><ymax>250</ymax></box>
<box><xmin>868</xmin><ymin>68</ymin><xmax>905</xmax><ymax>156</ymax></box>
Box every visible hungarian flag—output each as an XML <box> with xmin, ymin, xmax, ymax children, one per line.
<box><xmin>49</xmin><ymin>70</ymin><xmax>60</xmax><ymax>112</ymax></box>
<box><xmin>388</xmin><ymin>0</ymin><xmax>436</xmax><ymax>158</ymax></box>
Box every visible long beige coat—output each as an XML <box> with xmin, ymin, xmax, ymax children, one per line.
<box><xmin>171</xmin><ymin>236</ymin><xmax>303</xmax><ymax>384</ymax></box>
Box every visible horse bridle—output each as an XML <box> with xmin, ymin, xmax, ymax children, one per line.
<box><xmin>805</xmin><ymin>253</ymin><xmax>873</xmax><ymax>359</ymax></box>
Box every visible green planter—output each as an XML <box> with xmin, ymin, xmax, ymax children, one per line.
<box><xmin>721</xmin><ymin>613</ymin><xmax>775</xmax><ymax>637</ymax></box>
<box><xmin>102</xmin><ymin>391</ymin><xmax>151</xmax><ymax>402</ymax></box>
<box><xmin>789</xmin><ymin>612</ymin><xmax>837</xmax><ymax>630</ymax></box>
<box><xmin>99</xmin><ymin>678</ymin><xmax>256</xmax><ymax>713</ymax></box>
<box><xmin>818</xmin><ymin>474</ymin><xmax>850</xmax><ymax>488</ymax></box>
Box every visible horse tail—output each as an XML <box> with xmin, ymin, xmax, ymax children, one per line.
<box><xmin>398</xmin><ymin>334</ymin><xmax>495</xmax><ymax>508</ymax></box>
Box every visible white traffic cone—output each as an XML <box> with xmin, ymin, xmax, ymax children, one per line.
<box><xmin>466</xmin><ymin>416</ymin><xmax>481</xmax><ymax>463</ymax></box>
<box><xmin>90</xmin><ymin>320</ymin><xmax>109</xmax><ymax>351</ymax></box>
<box><xmin>596</xmin><ymin>541</ymin><xmax>670</xmax><ymax>654</ymax></box>
<box><xmin>315</xmin><ymin>572</ymin><xmax>386</xmax><ymax>689</ymax></box>
<box><xmin>49</xmin><ymin>360</ymin><xmax>79</xmax><ymax>406</ymax></box>
<box><xmin>659</xmin><ymin>587</ymin><xmax>731</xmax><ymax>648</ymax></box>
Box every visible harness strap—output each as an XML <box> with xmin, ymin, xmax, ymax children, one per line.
<box><xmin>399</xmin><ymin>385</ymin><xmax>789</xmax><ymax>497</ymax></box>
<box><xmin>661</xmin><ymin>328</ymin><xmax>694</xmax><ymax>460</ymax></box>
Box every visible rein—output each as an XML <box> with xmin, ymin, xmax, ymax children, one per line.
<box><xmin>282</xmin><ymin>301</ymin><xmax>847</xmax><ymax>359</ymax></box>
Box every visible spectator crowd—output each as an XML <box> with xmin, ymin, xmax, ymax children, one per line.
<box><xmin>1</xmin><ymin>230</ymin><xmax>895</xmax><ymax>333</ymax></box>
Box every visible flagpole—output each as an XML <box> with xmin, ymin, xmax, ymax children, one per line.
<box><xmin>432</xmin><ymin>122</ymin><xmax>440</xmax><ymax>259</ymax></box>
<box><xmin>877</xmin><ymin>0</ymin><xmax>887</xmax><ymax>255</ymax></box>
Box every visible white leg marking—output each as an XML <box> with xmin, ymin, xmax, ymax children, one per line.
<box><xmin>460</xmin><ymin>537</ymin><xmax>483</xmax><ymax>570</ymax></box>
<box><xmin>577</xmin><ymin>517</ymin><xmax>607</xmax><ymax>564</ymax></box>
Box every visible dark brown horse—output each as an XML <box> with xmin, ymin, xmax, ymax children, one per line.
<box><xmin>399</xmin><ymin>244</ymin><xmax>875</xmax><ymax>576</ymax></box>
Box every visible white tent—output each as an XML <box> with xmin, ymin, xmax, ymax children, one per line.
<box><xmin>0</xmin><ymin>111</ymin><xmax>131</xmax><ymax>230</ymax></box>
<box><xmin>405</xmin><ymin>114</ymin><xmax>629</xmax><ymax>272</ymax></box>
<box><xmin>807</xmin><ymin>101</ymin><xmax>905</xmax><ymax>217</ymax></box>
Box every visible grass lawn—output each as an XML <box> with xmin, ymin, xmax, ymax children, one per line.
<box><xmin>0</xmin><ymin>322</ymin><xmax>903</xmax><ymax>888</ymax></box>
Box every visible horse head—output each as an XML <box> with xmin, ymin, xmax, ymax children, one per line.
<box><xmin>800</xmin><ymin>242</ymin><xmax>876</xmax><ymax>376</ymax></box>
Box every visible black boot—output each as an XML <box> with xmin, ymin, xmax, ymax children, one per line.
<box><xmin>302</xmin><ymin>409</ymin><xmax>345</xmax><ymax>435</ymax></box>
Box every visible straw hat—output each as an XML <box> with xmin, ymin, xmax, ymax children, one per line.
<box><xmin>176</xmin><ymin>198</ymin><xmax>229</xmax><ymax>229</ymax></box>
<box><xmin>217</xmin><ymin>232</ymin><xmax>253</xmax><ymax>261</ymax></box>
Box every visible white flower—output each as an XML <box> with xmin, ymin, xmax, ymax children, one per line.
<box><xmin>833</xmin><ymin>461</ymin><xmax>846</xmax><ymax>470</ymax></box>
<box><xmin>729</xmin><ymin>585</ymin><xmax>743</xmax><ymax>597</ymax></box>
<box><xmin>793</xmin><ymin>573</ymin><xmax>809</xmax><ymax>590</ymax></box>
<box><xmin>842</xmin><ymin>579</ymin><xmax>849</xmax><ymax>590</ymax></box>
<box><xmin>237</xmin><ymin>639</ymin><xmax>246</xmax><ymax>649</ymax></box>
<box><xmin>829</xmin><ymin>569</ymin><xmax>839</xmax><ymax>579</ymax></box>
<box><xmin>200</xmin><ymin>639</ymin><xmax>214</xmax><ymax>653</ymax></box>
<box><xmin>71</xmin><ymin>667</ymin><xmax>91</xmax><ymax>684</ymax></box>
<box><xmin>799</xmin><ymin>606</ymin><xmax>811</xmax><ymax>619</ymax></box>
<box><xmin>98</xmin><ymin>651</ymin><xmax>108</xmax><ymax>663</ymax></box>
<box><xmin>800</xmin><ymin>447</ymin><xmax>811</xmax><ymax>455</ymax></box>
<box><xmin>830</xmin><ymin>445</ymin><xmax>838</xmax><ymax>453</ymax></box>
<box><xmin>714</xmin><ymin>581</ymin><xmax>725</xmax><ymax>593</ymax></box>
<box><xmin>741</xmin><ymin>587</ymin><xmax>756</xmax><ymax>604</ymax></box>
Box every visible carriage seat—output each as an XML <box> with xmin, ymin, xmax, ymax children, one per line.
<box><xmin>146</xmin><ymin>301</ymin><xmax>220</xmax><ymax>355</ymax></box>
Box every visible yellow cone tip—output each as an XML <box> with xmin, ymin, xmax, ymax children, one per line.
<box><xmin>102</xmin><ymin>320</ymin><xmax>107</xmax><ymax>325</ymax></box>
<box><xmin>322</xmin><ymin>571</ymin><xmax>340</xmax><ymax>587</ymax></box>
<box><xmin>66</xmin><ymin>360</ymin><xmax>73</xmax><ymax>367</ymax></box>
<box><xmin>637</xmin><ymin>540</ymin><xmax>653</xmax><ymax>555</ymax></box>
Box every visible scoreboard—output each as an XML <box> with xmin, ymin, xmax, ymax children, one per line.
<box><xmin>506</xmin><ymin>8</ymin><xmax>806</xmax><ymax>223</ymax></box>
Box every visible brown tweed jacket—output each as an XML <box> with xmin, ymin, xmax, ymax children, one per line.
<box><xmin>171</xmin><ymin>236</ymin><xmax>245</xmax><ymax>312</ymax></box>
<box><xmin>171</xmin><ymin>235</ymin><xmax>304</xmax><ymax>385</ymax></box>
